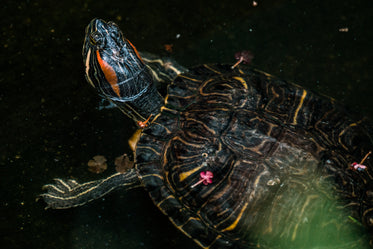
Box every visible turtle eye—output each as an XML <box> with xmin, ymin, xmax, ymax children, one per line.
<box><xmin>89</xmin><ymin>31</ymin><xmax>104</xmax><ymax>46</ymax></box>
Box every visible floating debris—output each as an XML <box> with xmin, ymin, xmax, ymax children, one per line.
<box><xmin>350</xmin><ymin>151</ymin><xmax>371</xmax><ymax>172</ymax></box>
<box><xmin>351</xmin><ymin>162</ymin><xmax>367</xmax><ymax>171</ymax></box>
<box><xmin>232</xmin><ymin>50</ymin><xmax>254</xmax><ymax>69</ymax></box>
<box><xmin>339</xmin><ymin>27</ymin><xmax>349</xmax><ymax>32</ymax></box>
<box><xmin>115</xmin><ymin>154</ymin><xmax>134</xmax><ymax>173</ymax></box>
<box><xmin>87</xmin><ymin>155</ymin><xmax>107</xmax><ymax>174</ymax></box>
<box><xmin>191</xmin><ymin>171</ymin><xmax>214</xmax><ymax>188</ymax></box>
<box><xmin>164</xmin><ymin>44</ymin><xmax>173</xmax><ymax>53</ymax></box>
<box><xmin>137</xmin><ymin>114</ymin><xmax>153</xmax><ymax>128</ymax></box>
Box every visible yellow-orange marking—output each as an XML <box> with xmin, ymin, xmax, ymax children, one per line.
<box><xmin>179</xmin><ymin>165</ymin><xmax>203</xmax><ymax>182</ymax></box>
<box><xmin>221</xmin><ymin>201</ymin><xmax>249</xmax><ymax>232</ymax></box>
<box><xmin>292</xmin><ymin>89</ymin><xmax>307</xmax><ymax>125</ymax></box>
<box><xmin>232</xmin><ymin>76</ymin><xmax>248</xmax><ymax>89</ymax></box>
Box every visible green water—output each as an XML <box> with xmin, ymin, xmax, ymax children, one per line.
<box><xmin>1</xmin><ymin>0</ymin><xmax>373</xmax><ymax>248</ymax></box>
<box><xmin>254</xmin><ymin>176</ymin><xmax>369</xmax><ymax>249</ymax></box>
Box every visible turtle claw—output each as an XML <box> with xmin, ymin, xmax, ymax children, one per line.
<box><xmin>42</xmin><ymin>178</ymin><xmax>78</xmax><ymax>194</ymax></box>
<box><xmin>40</xmin><ymin>178</ymin><xmax>82</xmax><ymax>209</ymax></box>
<box><xmin>67</xmin><ymin>179</ymin><xmax>79</xmax><ymax>188</ymax></box>
<box><xmin>53</xmin><ymin>178</ymin><xmax>75</xmax><ymax>192</ymax></box>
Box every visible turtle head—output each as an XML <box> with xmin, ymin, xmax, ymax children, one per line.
<box><xmin>82</xmin><ymin>18</ymin><xmax>163</xmax><ymax>123</ymax></box>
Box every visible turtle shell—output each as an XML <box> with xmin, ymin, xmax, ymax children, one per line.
<box><xmin>135</xmin><ymin>64</ymin><xmax>373</xmax><ymax>248</ymax></box>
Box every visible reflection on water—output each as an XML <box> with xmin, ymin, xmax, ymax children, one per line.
<box><xmin>254</xmin><ymin>167</ymin><xmax>369</xmax><ymax>249</ymax></box>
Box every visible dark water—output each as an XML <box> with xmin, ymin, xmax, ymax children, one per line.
<box><xmin>1</xmin><ymin>0</ymin><xmax>373</xmax><ymax>248</ymax></box>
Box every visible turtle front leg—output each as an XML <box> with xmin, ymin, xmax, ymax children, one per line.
<box><xmin>40</xmin><ymin>169</ymin><xmax>142</xmax><ymax>209</ymax></box>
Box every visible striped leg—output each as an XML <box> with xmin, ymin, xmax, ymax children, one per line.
<box><xmin>40</xmin><ymin>169</ymin><xmax>142</xmax><ymax>209</ymax></box>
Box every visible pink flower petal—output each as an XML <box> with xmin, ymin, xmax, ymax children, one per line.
<box><xmin>234</xmin><ymin>50</ymin><xmax>254</xmax><ymax>64</ymax></box>
<box><xmin>205</xmin><ymin>171</ymin><xmax>213</xmax><ymax>178</ymax></box>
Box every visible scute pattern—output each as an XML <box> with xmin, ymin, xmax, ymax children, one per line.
<box><xmin>136</xmin><ymin>64</ymin><xmax>373</xmax><ymax>248</ymax></box>
<box><xmin>223</xmin><ymin>109</ymin><xmax>281</xmax><ymax>158</ymax></box>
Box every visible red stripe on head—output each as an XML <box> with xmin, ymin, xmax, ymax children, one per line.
<box><xmin>126</xmin><ymin>39</ymin><xmax>143</xmax><ymax>63</ymax></box>
<box><xmin>96</xmin><ymin>50</ymin><xmax>121</xmax><ymax>97</ymax></box>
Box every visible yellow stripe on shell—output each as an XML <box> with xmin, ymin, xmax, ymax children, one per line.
<box><xmin>178</xmin><ymin>74</ymin><xmax>203</xmax><ymax>82</ymax></box>
<box><xmin>179</xmin><ymin>165</ymin><xmax>203</xmax><ymax>182</ymax></box>
<box><xmin>338</xmin><ymin>119</ymin><xmax>364</xmax><ymax>151</ymax></box>
<box><xmin>221</xmin><ymin>201</ymin><xmax>249</xmax><ymax>232</ymax></box>
<box><xmin>232</xmin><ymin>76</ymin><xmax>248</xmax><ymax>89</ymax></box>
<box><xmin>203</xmin><ymin>64</ymin><xmax>222</xmax><ymax>74</ymax></box>
<box><xmin>292</xmin><ymin>89</ymin><xmax>307</xmax><ymax>125</ymax></box>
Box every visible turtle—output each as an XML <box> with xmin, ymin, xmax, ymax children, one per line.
<box><xmin>41</xmin><ymin>18</ymin><xmax>373</xmax><ymax>248</ymax></box>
